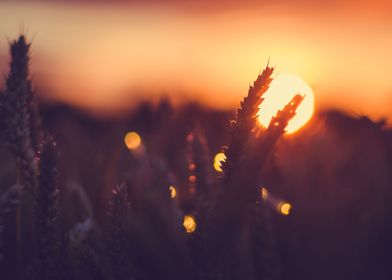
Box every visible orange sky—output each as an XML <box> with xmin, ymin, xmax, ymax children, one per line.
<box><xmin>0</xmin><ymin>1</ymin><xmax>392</xmax><ymax>120</ymax></box>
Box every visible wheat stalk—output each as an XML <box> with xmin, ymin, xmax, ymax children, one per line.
<box><xmin>221</xmin><ymin>65</ymin><xmax>274</xmax><ymax>186</ymax></box>
<box><xmin>0</xmin><ymin>184</ymin><xmax>22</xmax><ymax>263</ymax></box>
<box><xmin>104</xmin><ymin>182</ymin><xmax>134</xmax><ymax>280</ymax></box>
<box><xmin>207</xmin><ymin>65</ymin><xmax>304</xmax><ymax>280</ymax></box>
<box><xmin>33</xmin><ymin>135</ymin><xmax>64</xmax><ymax>278</ymax></box>
<box><xmin>1</xmin><ymin>35</ymin><xmax>38</xmax><ymax>192</ymax></box>
<box><xmin>0</xmin><ymin>35</ymin><xmax>39</xmax><ymax>278</ymax></box>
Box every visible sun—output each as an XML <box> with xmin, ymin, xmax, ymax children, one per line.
<box><xmin>258</xmin><ymin>73</ymin><xmax>315</xmax><ymax>134</ymax></box>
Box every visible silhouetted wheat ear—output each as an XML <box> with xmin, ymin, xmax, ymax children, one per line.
<box><xmin>237</xmin><ymin>65</ymin><xmax>274</xmax><ymax>132</ymax></box>
<box><xmin>245</xmin><ymin>94</ymin><xmax>305</xmax><ymax>184</ymax></box>
<box><xmin>6</xmin><ymin>35</ymin><xmax>42</xmax><ymax>144</ymax></box>
<box><xmin>221</xmin><ymin>65</ymin><xmax>274</xmax><ymax>184</ymax></box>
<box><xmin>267</xmin><ymin>94</ymin><xmax>304</xmax><ymax>136</ymax></box>
<box><xmin>205</xmin><ymin>65</ymin><xmax>274</xmax><ymax>279</ymax></box>
<box><xmin>35</xmin><ymin>136</ymin><xmax>60</xmax><ymax>248</ymax></box>
<box><xmin>0</xmin><ymin>35</ymin><xmax>37</xmax><ymax>191</ymax></box>
<box><xmin>6</xmin><ymin>36</ymin><xmax>31</xmax><ymax>92</ymax></box>
<box><xmin>207</xmin><ymin>67</ymin><xmax>304</xmax><ymax>280</ymax></box>
<box><xmin>28</xmin><ymin>136</ymin><xmax>64</xmax><ymax>279</ymax></box>
<box><xmin>241</xmin><ymin>93</ymin><xmax>305</xmax><ymax>180</ymax></box>
<box><xmin>249</xmin><ymin>95</ymin><xmax>304</xmax><ymax>279</ymax></box>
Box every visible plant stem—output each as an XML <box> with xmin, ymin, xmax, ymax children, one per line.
<box><xmin>16</xmin><ymin>164</ymin><xmax>21</xmax><ymax>280</ymax></box>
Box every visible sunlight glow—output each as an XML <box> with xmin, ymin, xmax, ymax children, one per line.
<box><xmin>213</xmin><ymin>152</ymin><xmax>227</xmax><ymax>172</ymax></box>
<box><xmin>169</xmin><ymin>185</ymin><xmax>176</xmax><ymax>199</ymax></box>
<box><xmin>124</xmin><ymin>131</ymin><xmax>141</xmax><ymax>150</ymax></box>
<box><xmin>258</xmin><ymin>73</ymin><xmax>315</xmax><ymax>134</ymax></box>
<box><xmin>183</xmin><ymin>215</ymin><xmax>197</xmax><ymax>233</ymax></box>
<box><xmin>277</xmin><ymin>202</ymin><xmax>292</xmax><ymax>216</ymax></box>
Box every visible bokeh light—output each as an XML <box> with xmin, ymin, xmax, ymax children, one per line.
<box><xmin>188</xmin><ymin>163</ymin><xmax>196</xmax><ymax>171</ymax></box>
<box><xmin>186</xmin><ymin>133</ymin><xmax>194</xmax><ymax>143</ymax></box>
<box><xmin>189</xmin><ymin>175</ymin><xmax>196</xmax><ymax>184</ymax></box>
<box><xmin>169</xmin><ymin>185</ymin><xmax>176</xmax><ymax>199</ymax></box>
<box><xmin>124</xmin><ymin>131</ymin><xmax>141</xmax><ymax>150</ymax></box>
<box><xmin>183</xmin><ymin>215</ymin><xmax>197</xmax><ymax>233</ymax></box>
<box><xmin>213</xmin><ymin>152</ymin><xmax>227</xmax><ymax>172</ymax></box>
<box><xmin>261</xmin><ymin>187</ymin><xmax>269</xmax><ymax>200</ymax></box>
<box><xmin>277</xmin><ymin>202</ymin><xmax>292</xmax><ymax>216</ymax></box>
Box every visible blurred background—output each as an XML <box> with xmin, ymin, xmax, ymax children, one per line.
<box><xmin>0</xmin><ymin>0</ymin><xmax>392</xmax><ymax>119</ymax></box>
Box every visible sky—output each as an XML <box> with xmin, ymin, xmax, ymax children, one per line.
<box><xmin>0</xmin><ymin>0</ymin><xmax>392</xmax><ymax>120</ymax></box>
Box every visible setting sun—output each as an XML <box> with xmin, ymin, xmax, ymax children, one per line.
<box><xmin>258</xmin><ymin>73</ymin><xmax>315</xmax><ymax>134</ymax></box>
